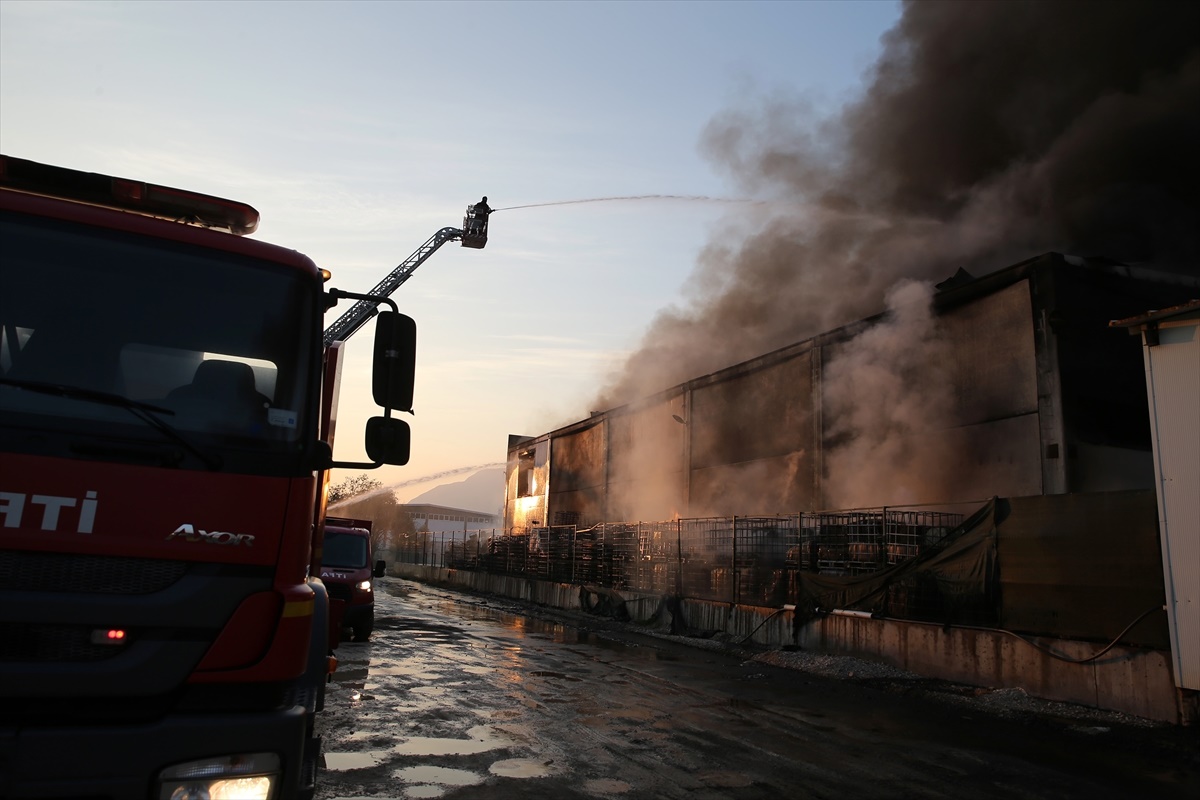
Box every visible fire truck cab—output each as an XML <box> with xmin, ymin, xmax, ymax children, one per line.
<box><xmin>0</xmin><ymin>154</ymin><xmax>413</xmax><ymax>800</ymax></box>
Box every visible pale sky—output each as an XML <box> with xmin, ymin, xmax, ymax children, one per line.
<box><xmin>0</xmin><ymin>0</ymin><xmax>900</xmax><ymax>500</ymax></box>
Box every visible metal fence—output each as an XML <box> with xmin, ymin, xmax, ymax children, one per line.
<box><xmin>392</xmin><ymin>508</ymin><xmax>964</xmax><ymax>609</ymax></box>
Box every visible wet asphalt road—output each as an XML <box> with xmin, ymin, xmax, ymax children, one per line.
<box><xmin>313</xmin><ymin>578</ymin><xmax>1199</xmax><ymax>800</ymax></box>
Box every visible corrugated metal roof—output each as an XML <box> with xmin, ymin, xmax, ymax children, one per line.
<box><xmin>1110</xmin><ymin>299</ymin><xmax>1200</xmax><ymax>329</ymax></box>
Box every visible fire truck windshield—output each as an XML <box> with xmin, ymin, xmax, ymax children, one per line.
<box><xmin>323</xmin><ymin>531</ymin><xmax>369</xmax><ymax>569</ymax></box>
<box><xmin>0</xmin><ymin>211</ymin><xmax>319</xmax><ymax>475</ymax></box>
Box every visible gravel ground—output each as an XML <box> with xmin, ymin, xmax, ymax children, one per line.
<box><xmin>650</xmin><ymin>620</ymin><xmax>1174</xmax><ymax>732</ymax></box>
<box><xmin>751</xmin><ymin>648</ymin><xmax>1160</xmax><ymax>728</ymax></box>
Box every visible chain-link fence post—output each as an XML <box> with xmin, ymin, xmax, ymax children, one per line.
<box><xmin>675</xmin><ymin>519</ymin><xmax>683</xmax><ymax>597</ymax></box>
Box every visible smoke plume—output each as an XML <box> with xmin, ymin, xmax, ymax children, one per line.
<box><xmin>821</xmin><ymin>279</ymin><xmax>954</xmax><ymax>509</ymax></box>
<box><xmin>597</xmin><ymin>0</ymin><xmax>1200</xmax><ymax>408</ymax></box>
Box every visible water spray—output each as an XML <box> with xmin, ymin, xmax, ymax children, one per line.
<box><xmin>329</xmin><ymin>463</ymin><xmax>506</xmax><ymax>508</ymax></box>
<box><xmin>386</xmin><ymin>462</ymin><xmax>505</xmax><ymax>490</ymax></box>
<box><xmin>493</xmin><ymin>195</ymin><xmax>751</xmax><ymax>212</ymax></box>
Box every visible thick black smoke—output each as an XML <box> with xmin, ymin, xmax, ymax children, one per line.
<box><xmin>598</xmin><ymin>0</ymin><xmax>1200</xmax><ymax>407</ymax></box>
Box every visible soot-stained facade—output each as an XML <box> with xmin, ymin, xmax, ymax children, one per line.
<box><xmin>504</xmin><ymin>254</ymin><xmax>1199</xmax><ymax>530</ymax></box>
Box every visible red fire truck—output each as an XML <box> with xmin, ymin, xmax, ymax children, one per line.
<box><xmin>320</xmin><ymin>517</ymin><xmax>385</xmax><ymax>643</ymax></box>
<box><xmin>0</xmin><ymin>155</ymin><xmax>418</xmax><ymax>799</ymax></box>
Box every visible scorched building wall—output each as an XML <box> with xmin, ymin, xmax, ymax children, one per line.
<box><xmin>503</xmin><ymin>254</ymin><xmax>1198</xmax><ymax>528</ymax></box>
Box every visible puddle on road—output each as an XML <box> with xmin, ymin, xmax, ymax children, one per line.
<box><xmin>392</xmin><ymin>735</ymin><xmax>504</xmax><ymax>756</ymax></box>
<box><xmin>393</xmin><ymin>765</ymin><xmax>483</xmax><ymax>787</ymax></box>
<box><xmin>488</xmin><ymin>757</ymin><xmax>554</xmax><ymax>778</ymax></box>
<box><xmin>323</xmin><ymin>726</ymin><xmax>514</xmax><ymax>771</ymax></box>
<box><xmin>324</xmin><ymin>750</ymin><xmax>386</xmax><ymax>771</ymax></box>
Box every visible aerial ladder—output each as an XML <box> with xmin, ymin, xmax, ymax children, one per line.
<box><xmin>322</xmin><ymin>204</ymin><xmax>490</xmax><ymax>346</ymax></box>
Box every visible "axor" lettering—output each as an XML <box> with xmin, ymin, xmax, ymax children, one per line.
<box><xmin>167</xmin><ymin>524</ymin><xmax>255</xmax><ymax>546</ymax></box>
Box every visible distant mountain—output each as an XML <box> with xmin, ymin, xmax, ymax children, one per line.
<box><xmin>407</xmin><ymin>468</ymin><xmax>505</xmax><ymax>516</ymax></box>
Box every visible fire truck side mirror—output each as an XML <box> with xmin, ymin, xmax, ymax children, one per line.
<box><xmin>365</xmin><ymin>416</ymin><xmax>411</xmax><ymax>465</ymax></box>
<box><xmin>372</xmin><ymin>311</ymin><xmax>416</xmax><ymax>412</ymax></box>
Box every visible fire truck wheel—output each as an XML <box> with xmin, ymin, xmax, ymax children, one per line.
<box><xmin>351</xmin><ymin>622</ymin><xmax>373</xmax><ymax>642</ymax></box>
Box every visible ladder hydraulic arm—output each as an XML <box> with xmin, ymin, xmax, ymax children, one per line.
<box><xmin>323</xmin><ymin>226</ymin><xmax>462</xmax><ymax>346</ymax></box>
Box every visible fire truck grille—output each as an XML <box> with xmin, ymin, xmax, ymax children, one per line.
<box><xmin>0</xmin><ymin>623</ymin><xmax>127</xmax><ymax>662</ymax></box>
<box><xmin>326</xmin><ymin>582</ymin><xmax>353</xmax><ymax>601</ymax></box>
<box><xmin>0</xmin><ymin>550</ymin><xmax>188</xmax><ymax>594</ymax></box>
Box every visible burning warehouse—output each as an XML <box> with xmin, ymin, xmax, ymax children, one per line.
<box><xmin>503</xmin><ymin>253</ymin><xmax>1199</xmax><ymax>529</ymax></box>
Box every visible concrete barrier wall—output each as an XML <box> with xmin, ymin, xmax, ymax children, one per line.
<box><xmin>390</xmin><ymin>563</ymin><xmax>1182</xmax><ymax>723</ymax></box>
<box><xmin>798</xmin><ymin>614</ymin><xmax>1180</xmax><ymax>723</ymax></box>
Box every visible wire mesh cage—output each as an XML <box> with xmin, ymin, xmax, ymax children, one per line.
<box><xmin>392</xmin><ymin>507</ymin><xmax>970</xmax><ymax>617</ymax></box>
<box><xmin>799</xmin><ymin>509</ymin><xmax>963</xmax><ymax>576</ymax></box>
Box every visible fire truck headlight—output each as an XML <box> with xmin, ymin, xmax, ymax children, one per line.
<box><xmin>157</xmin><ymin>752</ymin><xmax>279</xmax><ymax>800</ymax></box>
<box><xmin>356</xmin><ymin>580</ymin><xmax>372</xmax><ymax>592</ymax></box>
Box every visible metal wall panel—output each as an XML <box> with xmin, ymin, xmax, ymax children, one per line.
<box><xmin>548</xmin><ymin>423</ymin><xmax>609</xmax><ymax>526</ymax></box>
<box><xmin>1143</xmin><ymin>320</ymin><xmax>1200</xmax><ymax>689</ymax></box>
<box><xmin>690</xmin><ymin>351</ymin><xmax>814</xmax><ymax>469</ymax></box>
<box><xmin>924</xmin><ymin>414</ymin><xmax>1044</xmax><ymax>503</ymax></box>
<box><xmin>607</xmin><ymin>398</ymin><xmax>686</xmax><ymax>521</ymax></box>
<box><xmin>689</xmin><ymin>451</ymin><xmax>815</xmax><ymax>517</ymax></box>
<box><xmin>549</xmin><ymin>423</ymin><xmax>606</xmax><ymax>492</ymax></box>
<box><xmin>938</xmin><ymin>280</ymin><xmax>1039</xmax><ymax>424</ymax></box>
